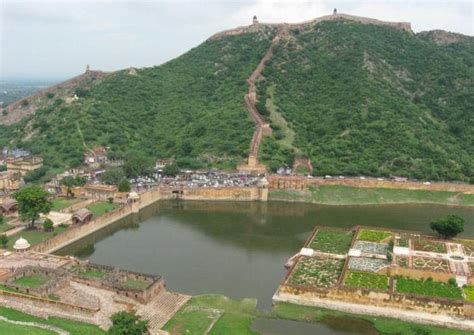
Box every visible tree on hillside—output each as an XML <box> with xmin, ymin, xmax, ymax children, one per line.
<box><xmin>123</xmin><ymin>151</ymin><xmax>154</xmax><ymax>178</ymax></box>
<box><xmin>100</xmin><ymin>168</ymin><xmax>126</xmax><ymax>185</ymax></box>
<box><xmin>163</xmin><ymin>163</ymin><xmax>180</xmax><ymax>177</ymax></box>
<box><xmin>43</xmin><ymin>219</ymin><xmax>54</xmax><ymax>232</ymax></box>
<box><xmin>118</xmin><ymin>179</ymin><xmax>131</xmax><ymax>192</ymax></box>
<box><xmin>430</xmin><ymin>215</ymin><xmax>465</xmax><ymax>239</ymax></box>
<box><xmin>108</xmin><ymin>311</ymin><xmax>148</xmax><ymax>335</ymax></box>
<box><xmin>13</xmin><ymin>186</ymin><xmax>52</xmax><ymax>229</ymax></box>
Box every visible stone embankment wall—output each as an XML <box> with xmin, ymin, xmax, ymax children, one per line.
<box><xmin>268</xmin><ymin>176</ymin><xmax>474</xmax><ymax>194</ymax></box>
<box><xmin>209</xmin><ymin>13</ymin><xmax>411</xmax><ymax>41</ymax></box>
<box><xmin>33</xmin><ymin>186</ymin><xmax>267</xmax><ymax>253</ymax></box>
<box><xmin>279</xmin><ymin>284</ymin><xmax>473</xmax><ymax>319</ymax></box>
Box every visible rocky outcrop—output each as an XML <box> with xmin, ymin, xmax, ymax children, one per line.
<box><xmin>417</xmin><ymin>30</ymin><xmax>472</xmax><ymax>45</ymax></box>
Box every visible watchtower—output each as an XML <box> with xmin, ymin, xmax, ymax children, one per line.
<box><xmin>253</xmin><ymin>15</ymin><xmax>259</xmax><ymax>25</ymax></box>
<box><xmin>85</xmin><ymin>64</ymin><xmax>90</xmax><ymax>73</ymax></box>
<box><xmin>333</xmin><ymin>8</ymin><xmax>337</xmax><ymax>15</ymax></box>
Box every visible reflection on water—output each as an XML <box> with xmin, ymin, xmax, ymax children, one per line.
<box><xmin>57</xmin><ymin>201</ymin><xmax>474</xmax><ymax>333</ymax></box>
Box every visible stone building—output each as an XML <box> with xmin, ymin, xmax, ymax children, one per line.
<box><xmin>84</xmin><ymin>184</ymin><xmax>117</xmax><ymax>200</ymax></box>
<box><xmin>6</xmin><ymin>156</ymin><xmax>43</xmax><ymax>176</ymax></box>
<box><xmin>0</xmin><ymin>171</ymin><xmax>23</xmax><ymax>191</ymax></box>
<box><xmin>71</xmin><ymin>208</ymin><xmax>93</xmax><ymax>225</ymax></box>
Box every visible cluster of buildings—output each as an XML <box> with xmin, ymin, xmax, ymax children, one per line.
<box><xmin>0</xmin><ymin>148</ymin><xmax>44</xmax><ymax>194</ymax></box>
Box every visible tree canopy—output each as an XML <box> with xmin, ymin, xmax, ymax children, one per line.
<box><xmin>108</xmin><ymin>311</ymin><xmax>148</xmax><ymax>335</ymax></box>
<box><xmin>430</xmin><ymin>215</ymin><xmax>465</xmax><ymax>239</ymax></box>
<box><xmin>13</xmin><ymin>186</ymin><xmax>52</xmax><ymax>228</ymax></box>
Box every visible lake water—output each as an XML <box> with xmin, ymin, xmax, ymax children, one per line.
<box><xmin>58</xmin><ymin>200</ymin><xmax>474</xmax><ymax>333</ymax></box>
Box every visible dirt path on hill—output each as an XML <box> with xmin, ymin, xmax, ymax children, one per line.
<box><xmin>245</xmin><ymin>25</ymin><xmax>288</xmax><ymax>160</ymax></box>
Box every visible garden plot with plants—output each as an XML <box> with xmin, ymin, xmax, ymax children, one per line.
<box><xmin>349</xmin><ymin>257</ymin><xmax>390</xmax><ymax>273</ymax></box>
<box><xmin>344</xmin><ymin>271</ymin><xmax>389</xmax><ymax>290</ymax></box>
<box><xmin>288</xmin><ymin>256</ymin><xmax>345</xmax><ymax>288</ymax></box>
<box><xmin>309</xmin><ymin>228</ymin><xmax>354</xmax><ymax>255</ymax></box>
<box><xmin>412</xmin><ymin>238</ymin><xmax>447</xmax><ymax>253</ymax></box>
<box><xmin>412</xmin><ymin>257</ymin><xmax>450</xmax><ymax>273</ymax></box>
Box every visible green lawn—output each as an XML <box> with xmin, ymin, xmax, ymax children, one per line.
<box><xmin>0</xmin><ymin>320</ymin><xmax>56</xmax><ymax>335</ymax></box>
<box><xmin>164</xmin><ymin>294</ymin><xmax>258</xmax><ymax>335</ymax></box>
<box><xmin>6</xmin><ymin>226</ymin><xmax>67</xmax><ymax>250</ymax></box>
<box><xmin>395</xmin><ymin>277</ymin><xmax>462</xmax><ymax>300</ymax></box>
<box><xmin>51</xmin><ymin>198</ymin><xmax>80</xmax><ymax>211</ymax></box>
<box><xmin>14</xmin><ymin>275</ymin><xmax>50</xmax><ymax>288</ymax></box>
<box><xmin>358</xmin><ymin>229</ymin><xmax>392</xmax><ymax>243</ymax></box>
<box><xmin>272</xmin><ymin>302</ymin><xmax>467</xmax><ymax>335</ymax></box>
<box><xmin>270</xmin><ymin>185</ymin><xmax>474</xmax><ymax>206</ymax></box>
<box><xmin>81</xmin><ymin>269</ymin><xmax>106</xmax><ymax>279</ymax></box>
<box><xmin>464</xmin><ymin>286</ymin><xmax>474</xmax><ymax>302</ymax></box>
<box><xmin>310</xmin><ymin>229</ymin><xmax>354</xmax><ymax>254</ymax></box>
<box><xmin>344</xmin><ymin>271</ymin><xmax>389</xmax><ymax>290</ymax></box>
<box><xmin>122</xmin><ymin>278</ymin><xmax>150</xmax><ymax>290</ymax></box>
<box><xmin>0</xmin><ymin>223</ymin><xmax>14</xmax><ymax>233</ymax></box>
<box><xmin>86</xmin><ymin>202</ymin><xmax>120</xmax><ymax>217</ymax></box>
<box><xmin>0</xmin><ymin>306</ymin><xmax>105</xmax><ymax>335</ymax></box>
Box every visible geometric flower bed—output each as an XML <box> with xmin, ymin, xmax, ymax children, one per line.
<box><xmin>357</xmin><ymin>229</ymin><xmax>392</xmax><ymax>243</ymax></box>
<box><xmin>412</xmin><ymin>238</ymin><xmax>447</xmax><ymax>253</ymax></box>
<box><xmin>412</xmin><ymin>257</ymin><xmax>450</xmax><ymax>273</ymax></box>
<box><xmin>344</xmin><ymin>271</ymin><xmax>389</xmax><ymax>290</ymax></box>
<box><xmin>395</xmin><ymin>277</ymin><xmax>463</xmax><ymax>300</ymax></box>
<box><xmin>288</xmin><ymin>256</ymin><xmax>345</xmax><ymax>288</ymax></box>
<box><xmin>397</xmin><ymin>235</ymin><xmax>410</xmax><ymax>247</ymax></box>
<box><xmin>353</xmin><ymin>241</ymin><xmax>388</xmax><ymax>255</ymax></box>
<box><xmin>396</xmin><ymin>257</ymin><xmax>409</xmax><ymax>268</ymax></box>
<box><xmin>461</xmin><ymin>241</ymin><xmax>474</xmax><ymax>257</ymax></box>
<box><xmin>309</xmin><ymin>229</ymin><xmax>354</xmax><ymax>254</ymax></box>
<box><xmin>349</xmin><ymin>257</ymin><xmax>390</xmax><ymax>272</ymax></box>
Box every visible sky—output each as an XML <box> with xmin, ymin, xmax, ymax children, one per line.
<box><xmin>0</xmin><ymin>0</ymin><xmax>473</xmax><ymax>79</ymax></box>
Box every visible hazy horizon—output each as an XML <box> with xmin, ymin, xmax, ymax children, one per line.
<box><xmin>1</xmin><ymin>0</ymin><xmax>473</xmax><ymax>80</ymax></box>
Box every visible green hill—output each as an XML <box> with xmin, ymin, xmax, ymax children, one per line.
<box><xmin>0</xmin><ymin>17</ymin><xmax>472</xmax><ymax>181</ymax></box>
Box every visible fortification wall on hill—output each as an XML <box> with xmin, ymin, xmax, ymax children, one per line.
<box><xmin>209</xmin><ymin>13</ymin><xmax>411</xmax><ymax>40</ymax></box>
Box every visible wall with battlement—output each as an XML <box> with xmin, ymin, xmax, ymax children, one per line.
<box><xmin>209</xmin><ymin>13</ymin><xmax>411</xmax><ymax>41</ymax></box>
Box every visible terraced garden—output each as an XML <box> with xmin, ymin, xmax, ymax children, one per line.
<box><xmin>395</xmin><ymin>277</ymin><xmax>462</xmax><ymax>299</ymax></box>
<box><xmin>357</xmin><ymin>229</ymin><xmax>392</xmax><ymax>243</ymax></box>
<box><xmin>412</xmin><ymin>257</ymin><xmax>449</xmax><ymax>273</ymax></box>
<box><xmin>344</xmin><ymin>271</ymin><xmax>389</xmax><ymax>290</ymax></box>
<box><xmin>309</xmin><ymin>229</ymin><xmax>354</xmax><ymax>254</ymax></box>
<box><xmin>288</xmin><ymin>257</ymin><xmax>345</xmax><ymax>288</ymax></box>
<box><xmin>412</xmin><ymin>239</ymin><xmax>447</xmax><ymax>253</ymax></box>
<box><xmin>459</xmin><ymin>241</ymin><xmax>474</xmax><ymax>256</ymax></box>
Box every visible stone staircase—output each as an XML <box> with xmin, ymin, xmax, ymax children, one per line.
<box><xmin>136</xmin><ymin>291</ymin><xmax>190</xmax><ymax>334</ymax></box>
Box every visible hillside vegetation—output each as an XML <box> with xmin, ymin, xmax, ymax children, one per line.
<box><xmin>0</xmin><ymin>28</ymin><xmax>276</xmax><ymax>173</ymax></box>
<box><xmin>1</xmin><ymin>19</ymin><xmax>473</xmax><ymax>181</ymax></box>
<box><xmin>258</xmin><ymin>21</ymin><xmax>473</xmax><ymax>181</ymax></box>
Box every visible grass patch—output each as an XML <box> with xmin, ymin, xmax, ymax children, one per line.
<box><xmin>164</xmin><ymin>294</ymin><xmax>258</xmax><ymax>335</ymax></box>
<box><xmin>395</xmin><ymin>277</ymin><xmax>462</xmax><ymax>299</ymax></box>
<box><xmin>0</xmin><ymin>306</ymin><xmax>105</xmax><ymax>335</ymax></box>
<box><xmin>122</xmin><ymin>278</ymin><xmax>150</xmax><ymax>290</ymax></box>
<box><xmin>272</xmin><ymin>301</ymin><xmax>467</xmax><ymax>335</ymax></box>
<box><xmin>13</xmin><ymin>275</ymin><xmax>49</xmax><ymax>288</ymax></box>
<box><xmin>86</xmin><ymin>202</ymin><xmax>120</xmax><ymax>217</ymax></box>
<box><xmin>307</xmin><ymin>185</ymin><xmax>474</xmax><ymax>206</ymax></box>
<box><xmin>0</xmin><ymin>320</ymin><xmax>56</xmax><ymax>335</ymax></box>
<box><xmin>6</xmin><ymin>226</ymin><xmax>67</xmax><ymax>250</ymax></box>
<box><xmin>344</xmin><ymin>271</ymin><xmax>389</xmax><ymax>290</ymax></box>
<box><xmin>50</xmin><ymin>198</ymin><xmax>80</xmax><ymax>211</ymax></box>
<box><xmin>358</xmin><ymin>229</ymin><xmax>392</xmax><ymax>243</ymax></box>
<box><xmin>289</xmin><ymin>257</ymin><xmax>344</xmax><ymax>288</ymax></box>
<box><xmin>464</xmin><ymin>286</ymin><xmax>474</xmax><ymax>302</ymax></box>
<box><xmin>48</xmin><ymin>293</ymin><xmax>61</xmax><ymax>301</ymax></box>
<box><xmin>81</xmin><ymin>269</ymin><xmax>106</xmax><ymax>279</ymax></box>
<box><xmin>309</xmin><ymin>229</ymin><xmax>354</xmax><ymax>254</ymax></box>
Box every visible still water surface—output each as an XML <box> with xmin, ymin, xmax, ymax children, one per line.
<box><xmin>58</xmin><ymin>201</ymin><xmax>474</xmax><ymax>333</ymax></box>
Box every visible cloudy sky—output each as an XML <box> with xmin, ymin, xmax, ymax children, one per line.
<box><xmin>1</xmin><ymin>0</ymin><xmax>472</xmax><ymax>79</ymax></box>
